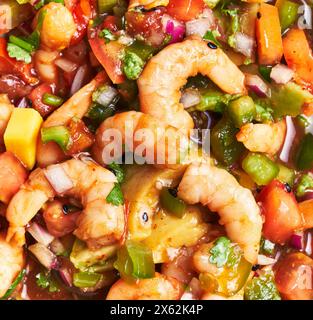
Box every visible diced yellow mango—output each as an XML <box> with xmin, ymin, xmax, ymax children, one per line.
<box><xmin>4</xmin><ymin>108</ymin><xmax>43</xmax><ymax>169</ymax></box>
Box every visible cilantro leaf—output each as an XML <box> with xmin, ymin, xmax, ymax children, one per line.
<box><xmin>7</xmin><ymin>43</ymin><xmax>32</xmax><ymax>64</ymax></box>
<box><xmin>296</xmin><ymin>173</ymin><xmax>313</xmax><ymax>197</ymax></box>
<box><xmin>209</xmin><ymin>236</ymin><xmax>231</xmax><ymax>268</ymax></box>
<box><xmin>36</xmin><ymin>272</ymin><xmax>60</xmax><ymax>293</ymax></box>
<box><xmin>99</xmin><ymin>28</ymin><xmax>116</xmax><ymax>43</ymax></box>
<box><xmin>106</xmin><ymin>183</ymin><xmax>124</xmax><ymax>206</ymax></box>
<box><xmin>203</xmin><ymin>30</ymin><xmax>221</xmax><ymax>47</ymax></box>
<box><xmin>123</xmin><ymin>51</ymin><xmax>145</xmax><ymax>80</ymax></box>
<box><xmin>108</xmin><ymin>162</ymin><xmax>125</xmax><ymax>184</ymax></box>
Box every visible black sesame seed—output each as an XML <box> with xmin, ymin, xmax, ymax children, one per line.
<box><xmin>284</xmin><ymin>183</ymin><xmax>292</xmax><ymax>193</ymax></box>
<box><xmin>207</xmin><ymin>42</ymin><xmax>217</xmax><ymax>49</ymax></box>
<box><xmin>252</xmin><ymin>264</ymin><xmax>260</xmax><ymax>271</ymax></box>
<box><xmin>142</xmin><ymin>212</ymin><xmax>149</xmax><ymax>223</ymax></box>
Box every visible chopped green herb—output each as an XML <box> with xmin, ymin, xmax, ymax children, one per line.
<box><xmin>108</xmin><ymin>162</ymin><xmax>125</xmax><ymax>183</ymax></box>
<box><xmin>7</xmin><ymin>43</ymin><xmax>31</xmax><ymax>64</ymax></box>
<box><xmin>259</xmin><ymin>65</ymin><xmax>272</xmax><ymax>82</ymax></box>
<box><xmin>36</xmin><ymin>272</ymin><xmax>60</xmax><ymax>293</ymax></box>
<box><xmin>254</xmin><ymin>101</ymin><xmax>274</xmax><ymax>123</ymax></box>
<box><xmin>27</xmin><ymin>9</ymin><xmax>47</xmax><ymax>50</ymax></box>
<box><xmin>209</xmin><ymin>236</ymin><xmax>238</xmax><ymax>268</ymax></box>
<box><xmin>9</xmin><ymin>35</ymin><xmax>34</xmax><ymax>53</ymax></box>
<box><xmin>99</xmin><ymin>28</ymin><xmax>116</xmax><ymax>43</ymax></box>
<box><xmin>123</xmin><ymin>51</ymin><xmax>145</xmax><ymax>80</ymax></box>
<box><xmin>260</xmin><ymin>237</ymin><xmax>275</xmax><ymax>255</ymax></box>
<box><xmin>0</xmin><ymin>269</ymin><xmax>26</xmax><ymax>300</ymax></box>
<box><xmin>106</xmin><ymin>183</ymin><xmax>124</xmax><ymax>206</ymax></box>
<box><xmin>203</xmin><ymin>30</ymin><xmax>221</xmax><ymax>47</ymax></box>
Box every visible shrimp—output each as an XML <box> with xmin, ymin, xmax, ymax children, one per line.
<box><xmin>36</xmin><ymin>2</ymin><xmax>76</xmax><ymax>51</ymax></box>
<box><xmin>34</xmin><ymin>49</ymin><xmax>60</xmax><ymax>84</ymax></box>
<box><xmin>6</xmin><ymin>158</ymin><xmax>125</xmax><ymax>249</ymax></box>
<box><xmin>128</xmin><ymin>0</ymin><xmax>169</xmax><ymax>9</ymax></box>
<box><xmin>236</xmin><ymin>120</ymin><xmax>286</xmax><ymax>155</ymax></box>
<box><xmin>93</xmin><ymin>111</ymin><xmax>191</xmax><ymax>168</ymax></box>
<box><xmin>36</xmin><ymin>71</ymin><xmax>108</xmax><ymax>167</ymax></box>
<box><xmin>106</xmin><ymin>273</ymin><xmax>183</xmax><ymax>300</ymax></box>
<box><xmin>177</xmin><ymin>162</ymin><xmax>262</xmax><ymax>264</ymax></box>
<box><xmin>0</xmin><ymin>94</ymin><xmax>13</xmax><ymax>145</ymax></box>
<box><xmin>0</xmin><ymin>234</ymin><xmax>24</xmax><ymax>298</ymax></box>
<box><xmin>138</xmin><ymin>36</ymin><xmax>246</xmax><ymax>131</ymax></box>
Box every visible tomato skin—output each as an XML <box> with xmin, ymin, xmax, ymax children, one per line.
<box><xmin>274</xmin><ymin>253</ymin><xmax>313</xmax><ymax>300</ymax></box>
<box><xmin>258</xmin><ymin>180</ymin><xmax>302</xmax><ymax>244</ymax></box>
<box><xmin>28</xmin><ymin>83</ymin><xmax>55</xmax><ymax>118</ymax></box>
<box><xmin>167</xmin><ymin>0</ymin><xmax>205</xmax><ymax>22</ymax></box>
<box><xmin>0</xmin><ymin>152</ymin><xmax>28</xmax><ymax>204</ymax></box>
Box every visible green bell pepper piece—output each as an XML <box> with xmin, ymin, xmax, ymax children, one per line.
<box><xmin>228</xmin><ymin>96</ymin><xmax>256</xmax><ymax>128</ymax></box>
<box><xmin>160</xmin><ymin>188</ymin><xmax>186</xmax><ymax>218</ymax></box>
<box><xmin>296</xmin><ymin>133</ymin><xmax>313</xmax><ymax>170</ymax></box>
<box><xmin>276</xmin><ymin>164</ymin><xmax>295</xmax><ymax>186</ymax></box>
<box><xmin>278</xmin><ymin>0</ymin><xmax>299</xmax><ymax>31</ymax></box>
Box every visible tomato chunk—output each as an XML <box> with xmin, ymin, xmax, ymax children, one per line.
<box><xmin>0</xmin><ymin>152</ymin><xmax>28</xmax><ymax>204</ymax></box>
<box><xmin>275</xmin><ymin>253</ymin><xmax>313</xmax><ymax>300</ymax></box>
<box><xmin>167</xmin><ymin>0</ymin><xmax>205</xmax><ymax>22</ymax></box>
<box><xmin>258</xmin><ymin>180</ymin><xmax>302</xmax><ymax>244</ymax></box>
<box><xmin>299</xmin><ymin>199</ymin><xmax>313</xmax><ymax>230</ymax></box>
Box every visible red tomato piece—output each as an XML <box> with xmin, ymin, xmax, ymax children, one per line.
<box><xmin>274</xmin><ymin>253</ymin><xmax>313</xmax><ymax>300</ymax></box>
<box><xmin>167</xmin><ymin>0</ymin><xmax>205</xmax><ymax>22</ymax></box>
<box><xmin>28</xmin><ymin>83</ymin><xmax>55</xmax><ymax>118</ymax></box>
<box><xmin>0</xmin><ymin>152</ymin><xmax>28</xmax><ymax>204</ymax></box>
<box><xmin>258</xmin><ymin>180</ymin><xmax>302</xmax><ymax>244</ymax></box>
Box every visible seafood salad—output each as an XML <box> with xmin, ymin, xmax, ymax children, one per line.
<box><xmin>0</xmin><ymin>0</ymin><xmax>313</xmax><ymax>301</ymax></box>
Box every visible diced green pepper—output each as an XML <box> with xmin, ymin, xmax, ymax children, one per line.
<box><xmin>276</xmin><ymin>164</ymin><xmax>295</xmax><ymax>186</ymax></box>
<box><xmin>9</xmin><ymin>35</ymin><xmax>34</xmax><ymax>53</ymax></box>
<box><xmin>260</xmin><ymin>237</ymin><xmax>275</xmax><ymax>255</ymax></box>
<box><xmin>296</xmin><ymin>173</ymin><xmax>313</xmax><ymax>198</ymax></box>
<box><xmin>204</xmin><ymin>0</ymin><xmax>221</xmax><ymax>9</ymax></box>
<box><xmin>258</xmin><ymin>66</ymin><xmax>272</xmax><ymax>82</ymax></box>
<box><xmin>254</xmin><ymin>100</ymin><xmax>274</xmax><ymax>123</ymax></box>
<box><xmin>41</xmin><ymin>126</ymin><xmax>70</xmax><ymax>151</ymax></box>
<box><xmin>42</xmin><ymin>93</ymin><xmax>64</xmax><ymax>107</ymax></box>
<box><xmin>242</xmin><ymin>153</ymin><xmax>279</xmax><ymax>185</ymax></box>
<box><xmin>278</xmin><ymin>0</ymin><xmax>299</xmax><ymax>31</ymax></box>
<box><xmin>160</xmin><ymin>188</ymin><xmax>186</xmax><ymax>218</ymax></box>
<box><xmin>87</xmin><ymin>103</ymin><xmax>116</xmax><ymax>125</ymax></box>
<box><xmin>228</xmin><ymin>96</ymin><xmax>256</xmax><ymax>128</ymax></box>
<box><xmin>296</xmin><ymin>133</ymin><xmax>313</xmax><ymax>170</ymax></box>
<box><xmin>244</xmin><ymin>271</ymin><xmax>281</xmax><ymax>300</ymax></box>
<box><xmin>73</xmin><ymin>272</ymin><xmax>102</xmax><ymax>288</ymax></box>
<box><xmin>98</xmin><ymin>0</ymin><xmax>117</xmax><ymax>13</ymax></box>
<box><xmin>211</xmin><ymin>117</ymin><xmax>245</xmax><ymax>165</ymax></box>
<box><xmin>114</xmin><ymin>240</ymin><xmax>155</xmax><ymax>280</ymax></box>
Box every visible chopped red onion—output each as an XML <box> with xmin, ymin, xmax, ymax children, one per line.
<box><xmin>245</xmin><ymin>74</ymin><xmax>270</xmax><ymax>97</ymax></box>
<box><xmin>180</xmin><ymin>89</ymin><xmax>201</xmax><ymax>109</ymax></box>
<box><xmin>70</xmin><ymin>65</ymin><xmax>88</xmax><ymax>95</ymax></box>
<box><xmin>15</xmin><ymin>97</ymin><xmax>29</xmax><ymax>108</ymax></box>
<box><xmin>305</xmin><ymin>232</ymin><xmax>312</xmax><ymax>256</ymax></box>
<box><xmin>233</xmin><ymin>32</ymin><xmax>255</xmax><ymax>57</ymax></box>
<box><xmin>186</xmin><ymin>18</ymin><xmax>213</xmax><ymax>37</ymax></box>
<box><xmin>55</xmin><ymin>58</ymin><xmax>78</xmax><ymax>73</ymax></box>
<box><xmin>162</xmin><ymin>15</ymin><xmax>185</xmax><ymax>44</ymax></box>
<box><xmin>27</xmin><ymin>222</ymin><xmax>54</xmax><ymax>246</ymax></box>
<box><xmin>50</xmin><ymin>238</ymin><xmax>66</xmax><ymax>256</ymax></box>
<box><xmin>289</xmin><ymin>233</ymin><xmax>303</xmax><ymax>250</ymax></box>
<box><xmin>270</xmin><ymin>64</ymin><xmax>294</xmax><ymax>84</ymax></box>
<box><xmin>279</xmin><ymin>116</ymin><xmax>296</xmax><ymax>163</ymax></box>
<box><xmin>59</xmin><ymin>268</ymin><xmax>73</xmax><ymax>287</ymax></box>
<box><xmin>28</xmin><ymin>243</ymin><xmax>58</xmax><ymax>270</ymax></box>
<box><xmin>302</xmin><ymin>191</ymin><xmax>313</xmax><ymax>201</ymax></box>
<box><xmin>44</xmin><ymin>165</ymin><xmax>73</xmax><ymax>194</ymax></box>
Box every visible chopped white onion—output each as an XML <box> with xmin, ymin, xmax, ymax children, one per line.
<box><xmin>270</xmin><ymin>64</ymin><xmax>294</xmax><ymax>84</ymax></box>
<box><xmin>70</xmin><ymin>65</ymin><xmax>88</xmax><ymax>95</ymax></box>
<box><xmin>93</xmin><ymin>85</ymin><xmax>118</xmax><ymax>106</ymax></box>
<box><xmin>257</xmin><ymin>254</ymin><xmax>276</xmax><ymax>265</ymax></box>
<box><xmin>186</xmin><ymin>18</ymin><xmax>213</xmax><ymax>37</ymax></box>
<box><xmin>180</xmin><ymin>89</ymin><xmax>201</xmax><ymax>109</ymax></box>
<box><xmin>233</xmin><ymin>32</ymin><xmax>255</xmax><ymax>57</ymax></box>
<box><xmin>280</xmin><ymin>116</ymin><xmax>296</xmax><ymax>163</ymax></box>
<box><xmin>44</xmin><ymin>165</ymin><xmax>73</xmax><ymax>194</ymax></box>
<box><xmin>117</xmin><ymin>35</ymin><xmax>134</xmax><ymax>46</ymax></box>
<box><xmin>28</xmin><ymin>243</ymin><xmax>58</xmax><ymax>270</ymax></box>
<box><xmin>27</xmin><ymin>222</ymin><xmax>54</xmax><ymax>246</ymax></box>
<box><xmin>245</xmin><ymin>73</ymin><xmax>271</xmax><ymax>97</ymax></box>
<box><xmin>54</xmin><ymin>58</ymin><xmax>78</xmax><ymax>73</ymax></box>
<box><xmin>50</xmin><ymin>238</ymin><xmax>66</xmax><ymax>256</ymax></box>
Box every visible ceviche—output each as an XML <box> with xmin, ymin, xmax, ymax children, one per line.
<box><xmin>0</xmin><ymin>0</ymin><xmax>312</xmax><ymax>301</ymax></box>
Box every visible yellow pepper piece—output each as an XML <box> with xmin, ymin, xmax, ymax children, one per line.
<box><xmin>4</xmin><ymin>108</ymin><xmax>43</xmax><ymax>169</ymax></box>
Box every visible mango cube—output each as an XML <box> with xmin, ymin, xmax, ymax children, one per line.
<box><xmin>4</xmin><ymin>108</ymin><xmax>43</xmax><ymax>169</ymax></box>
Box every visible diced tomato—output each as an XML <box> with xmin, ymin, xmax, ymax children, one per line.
<box><xmin>167</xmin><ymin>0</ymin><xmax>205</xmax><ymax>22</ymax></box>
<box><xmin>102</xmin><ymin>15</ymin><xmax>120</xmax><ymax>32</ymax></box>
<box><xmin>0</xmin><ymin>75</ymin><xmax>32</xmax><ymax>101</ymax></box>
<box><xmin>0</xmin><ymin>152</ymin><xmax>28</xmax><ymax>204</ymax></box>
<box><xmin>299</xmin><ymin>199</ymin><xmax>313</xmax><ymax>230</ymax></box>
<box><xmin>88</xmin><ymin>21</ymin><xmax>125</xmax><ymax>84</ymax></box>
<box><xmin>66</xmin><ymin>118</ymin><xmax>95</xmax><ymax>155</ymax></box>
<box><xmin>258</xmin><ymin>180</ymin><xmax>302</xmax><ymax>244</ymax></box>
<box><xmin>0</xmin><ymin>38</ymin><xmax>38</xmax><ymax>85</ymax></box>
<box><xmin>274</xmin><ymin>253</ymin><xmax>313</xmax><ymax>300</ymax></box>
<box><xmin>43</xmin><ymin>199</ymin><xmax>80</xmax><ymax>238</ymax></box>
<box><xmin>28</xmin><ymin>83</ymin><xmax>55</xmax><ymax>118</ymax></box>
<box><xmin>126</xmin><ymin>7</ymin><xmax>166</xmax><ymax>45</ymax></box>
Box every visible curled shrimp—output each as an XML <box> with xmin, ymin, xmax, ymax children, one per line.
<box><xmin>106</xmin><ymin>273</ymin><xmax>183</xmax><ymax>300</ymax></box>
<box><xmin>93</xmin><ymin>111</ymin><xmax>191</xmax><ymax>168</ymax></box>
<box><xmin>177</xmin><ymin>162</ymin><xmax>262</xmax><ymax>264</ymax></box>
<box><xmin>138</xmin><ymin>36</ymin><xmax>246</xmax><ymax>130</ymax></box>
<box><xmin>128</xmin><ymin>0</ymin><xmax>169</xmax><ymax>9</ymax></box>
<box><xmin>236</xmin><ymin>120</ymin><xmax>286</xmax><ymax>155</ymax></box>
<box><xmin>36</xmin><ymin>2</ymin><xmax>76</xmax><ymax>51</ymax></box>
<box><xmin>0</xmin><ymin>234</ymin><xmax>24</xmax><ymax>298</ymax></box>
<box><xmin>36</xmin><ymin>72</ymin><xmax>108</xmax><ymax>167</ymax></box>
<box><xmin>6</xmin><ymin>158</ymin><xmax>125</xmax><ymax>249</ymax></box>
<box><xmin>0</xmin><ymin>94</ymin><xmax>14</xmax><ymax>145</ymax></box>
